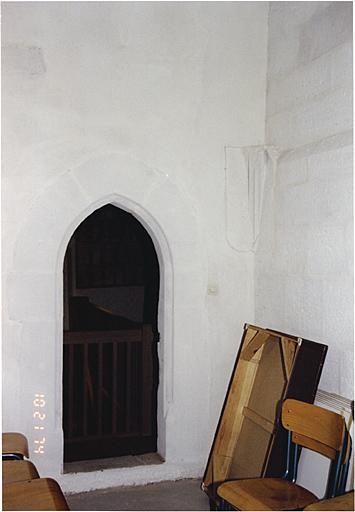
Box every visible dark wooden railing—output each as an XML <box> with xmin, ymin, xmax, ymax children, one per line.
<box><xmin>63</xmin><ymin>325</ymin><xmax>156</xmax><ymax>461</ymax></box>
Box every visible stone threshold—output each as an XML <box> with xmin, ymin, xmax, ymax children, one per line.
<box><xmin>63</xmin><ymin>452</ymin><xmax>164</xmax><ymax>474</ymax></box>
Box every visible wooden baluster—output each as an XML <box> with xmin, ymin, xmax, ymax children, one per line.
<box><xmin>126</xmin><ymin>341</ymin><xmax>131</xmax><ymax>433</ymax></box>
<box><xmin>141</xmin><ymin>325</ymin><xmax>153</xmax><ymax>435</ymax></box>
<box><xmin>132</xmin><ymin>342</ymin><xmax>138</xmax><ymax>432</ymax></box>
<box><xmin>63</xmin><ymin>345</ymin><xmax>68</xmax><ymax>434</ymax></box>
<box><xmin>68</xmin><ymin>343</ymin><xmax>74</xmax><ymax>439</ymax></box>
<box><xmin>112</xmin><ymin>341</ymin><xmax>118</xmax><ymax>435</ymax></box>
<box><xmin>83</xmin><ymin>342</ymin><xmax>88</xmax><ymax>437</ymax></box>
<box><xmin>98</xmin><ymin>341</ymin><xmax>103</xmax><ymax>436</ymax></box>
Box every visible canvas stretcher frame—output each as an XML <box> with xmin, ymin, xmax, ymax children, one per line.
<box><xmin>202</xmin><ymin>323</ymin><xmax>328</xmax><ymax>508</ymax></box>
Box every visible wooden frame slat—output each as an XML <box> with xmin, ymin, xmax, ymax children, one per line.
<box><xmin>243</xmin><ymin>407</ymin><xmax>275</xmax><ymax>435</ymax></box>
<box><xmin>202</xmin><ymin>324</ymin><xmax>328</xmax><ymax>506</ymax></box>
<box><xmin>280</xmin><ymin>337</ymin><xmax>296</xmax><ymax>380</ymax></box>
<box><xmin>240</xmin><ymin>331</ymin><xmax>270</xmax><ymax>361</ymax></box>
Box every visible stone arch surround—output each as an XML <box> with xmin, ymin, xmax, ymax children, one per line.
<box><xmin>5</xmin><ymin>152</ymin><xmax>209</xmax><ymax>492</ymax></box>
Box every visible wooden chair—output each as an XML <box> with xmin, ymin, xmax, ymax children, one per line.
<box><xmin>3</xmin><ymin>478</ymin><xmax>69</xmax><ymax>510</ymax></box>
<box><xmin>217</xmin><ymin>399</ymin><xmax>351</xmax><ymax>511</ymax></box>
<box><xmin>337</xmin><ymin>431</ymin><xmax>352</xmax><ymax>496</ymax></box>
<box><xmin>2</xmin><ymin>433</ymin><xmax>29</xmax><ymax>460</ymax></box>
<box><xmin>304</xmin><ymin>490</ymin><xmax>354</xmax><ymax>511</ymax></box>
<box><xmin>2</xmin><ymin>460</ymin><xmax>39</xmax><ymax>485</ymax></box>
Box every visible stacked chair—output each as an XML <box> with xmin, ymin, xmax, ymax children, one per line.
<box><xmin>217</xmin><ymin>399</ymin><xmax>353</xmax><ymax>511</ymax></box>
<box><xmin>2</xmin><ymin>432</ymin><xmax>69</xmax><ymax>511</ymax></box>
<box><xmin>304</xmin><ymin>490</ymin><xmax>354</xmax><ymax>511</ymax></box>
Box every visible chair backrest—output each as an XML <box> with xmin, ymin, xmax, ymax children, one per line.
<box><xmin>282</xmin><ymin>399</ymin><xmax>346</xmax><ymax>459</ymax></box>
<box><xmin>281</xmin><ymin>399</ymin><xmax>350</xmax><ymax>498</ymax></box>
<box><xmin>2</xmin><ymin>433</ymin><xmax>29</xmax><ymax>460</ymax></box>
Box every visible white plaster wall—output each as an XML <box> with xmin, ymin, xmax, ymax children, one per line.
<box><xmin>255</xmin><ymin>4</ymin><xmax>353</xmax><ymax>495</ymax></box>
<box><xmin>2</xmin><ymin>2</ymin><xmax>269</xmax><ymax>492</ymax></box>
<box><xmin>256</xmin><ymin>2</ymin><xmax>353</xmax><ymax>398</ymax></box>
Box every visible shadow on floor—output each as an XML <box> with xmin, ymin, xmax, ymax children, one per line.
<box><xmin>66</xmin><ymin>478</ymin><xmax>210</xmax><ymax>511</ymax></box>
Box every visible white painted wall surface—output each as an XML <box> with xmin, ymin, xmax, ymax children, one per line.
<box><xmin>2</xmin><ymin>2</ymin><xmax>268</xmax><ymax>492</ymax></box>
<box><xmin>256</xmin><ymin>3</ymin><xmax>353</xmax><ymax>400</ymax></box>
<box><xmin>4</xmin><ymin>0</ymin><xmax>352</xmax><ymax>496</ymax></box>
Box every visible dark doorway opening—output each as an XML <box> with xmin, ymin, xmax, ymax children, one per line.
<box><xmin>63</xmin><ymin>204</ymin><xmax>160</xmax><ymax>463</ymax></box>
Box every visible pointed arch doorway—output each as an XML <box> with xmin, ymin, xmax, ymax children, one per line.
<box><xmin>62</xmin><ymin>204</ymin><xmax>160</xmax><ymax>463</ymax></box>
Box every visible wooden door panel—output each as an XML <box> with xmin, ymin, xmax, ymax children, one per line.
<box><xmin>63</xmin><ymin>326</ymin><xmax>157</xmax><ymax>462</ymax></box>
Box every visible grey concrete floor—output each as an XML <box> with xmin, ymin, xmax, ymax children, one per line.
<box><xmin>66</xmin><ymin>478</ymin><xmax>210</xmax><ymax>511</ymax></box>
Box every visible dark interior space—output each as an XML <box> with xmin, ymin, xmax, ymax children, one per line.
<box><xmin>62</xmin><ymin>204</ymin><xmax>160</xmax><ymax>463</ymax></box>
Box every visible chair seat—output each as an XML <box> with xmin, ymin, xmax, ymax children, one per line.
<box><xmin>304</xmin><ymin>490</ymin><xmax>354</xmax><ymax>511</ymax></box>
<box><xmin>2</xmin><ymin>433</ymin><xmax>29</xmax><ymax>459</ymax></box>
<box><xmin>3</xmin><ymin>478</ymin><xmax>69</xmax><ymax>510</ymax></box>
<box><xmin>2</xmin><ymin>460</ymin><xmax>39</xmax><ymax>484</ymax></box>
<box><xmin>218</xmin><ymin>478</ymin><xmax>319</xmax><ymax>511</ymax></box>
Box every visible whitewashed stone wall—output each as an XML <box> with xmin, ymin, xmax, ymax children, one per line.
<box><xmin>256</xmin><ymin>2</ymin><xmax>353</xmax><ymax>398</ymax></box>
<box><xmin>4</xmin><ymin>1</ymin><xmax>352</xmax><ymax>495</ymax></box>
<box><xmin>256</xmin><ymin>4</ymin><xmax>353</xmax><ymax>494</ymax></box>
<box><xmin>2</xmin><ymin>2</ymin><xmax>268</xmax><ymax>492</ymax></box>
